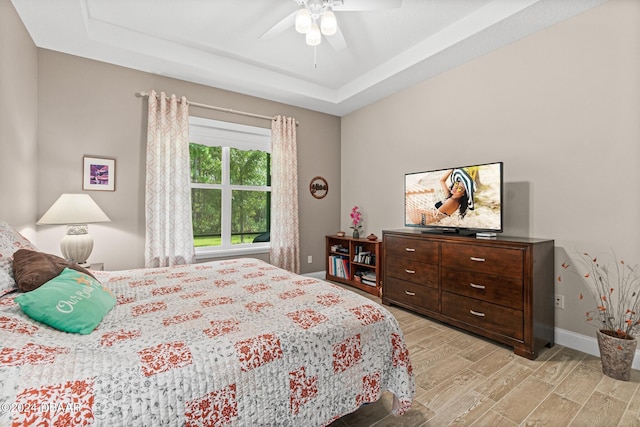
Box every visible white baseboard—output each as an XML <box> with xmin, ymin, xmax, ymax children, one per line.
<box><xmin>301</xmin><ymin>272</ymin><xmax>640</xmax><ymax>371</ymax></box>
<box><xmin>555</xmin><ymin>327</ymin><xmax>640</xmax><ymax>370</ymax></box>
<box><xmin>302</xmin><ymin>270</ymin><xmax>326</xmax><ymax>280</ymax></box>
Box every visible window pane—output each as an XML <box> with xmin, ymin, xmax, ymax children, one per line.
<box><xmin>231</xmin><ymin>190</ymin><xmax>269</xmax><ymax>245</ymax></box>
<box><xmin>190</xmin><ymin>143</ymin><xmax>221</xmax><ymax>184</ymax></box>
<box><xmin>192</xmin><ymin>188</ymin><xmax>221</xmax><ymax>247</ymax></box>
<box><xmin>230</xmin><ymin>148</ymin><xmax>270</xmax><ymax>186</ymax></box>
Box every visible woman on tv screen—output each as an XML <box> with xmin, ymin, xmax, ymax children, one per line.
<box><xmin>405</xmin><ymin>162</ymin><xmax>502</xmax><ymax>232</ymax></box>
<box><xmin>408</xmin><ymin>169</ymin><xmax>473</xmax><ymax>225</ymax></box>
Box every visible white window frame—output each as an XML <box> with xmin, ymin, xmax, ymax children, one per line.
<box><xmin>189</xmin><ymin>117</ymin><xmax>271</xmax><ymax>260</ymax></box>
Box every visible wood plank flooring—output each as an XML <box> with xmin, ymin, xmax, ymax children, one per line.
<box><xmin>329</xmin><ymin>284</ymin><xmax>640</xmax><ymax>427</ymax></box>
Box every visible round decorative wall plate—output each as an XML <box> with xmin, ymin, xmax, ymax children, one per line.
<box><xmin>310</xmin><ymin>176</ymin><xmax>328</xmax><ymax>199</ymax></box>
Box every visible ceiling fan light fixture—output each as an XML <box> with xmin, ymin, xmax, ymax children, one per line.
<box><xmin>295</xmin><ymin>8</ymin><xmax>311</xmax><ymax>34</ymax></box>
<box><xmin>306</xmin><ymin>22</ymin><xmax>322</xmax><ymax>46</ymax></box>
<box><xmin>320</xmin><ymin>10</ymin><xmax>337</xmax><ymax>36</ymax></box>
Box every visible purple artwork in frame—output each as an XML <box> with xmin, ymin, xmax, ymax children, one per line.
<box><xmin>83</xmin><ymin>156</ymin><xmax>115</xmax><ymax>191</ymax></box>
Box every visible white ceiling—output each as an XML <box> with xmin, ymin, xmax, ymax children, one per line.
<box><xmin>12</xmin><ymin>0</ymin><xmax>606</xmax><ymax>116</ymax></box>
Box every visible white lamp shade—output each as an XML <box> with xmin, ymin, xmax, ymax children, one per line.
<box><xmin>37</xmin><ymin>194</ymin><xmax>110</xmax><ymax>225</ymax></box>
<box><xmin>320</xmin><ymin>10</ymin><xmax>337</xmax><ymax>36</ymax></box>
<box><xmin>295</xmin><ymin>8</ymin><xmax>311</xmax><ymax>33</ymax></box>
<box><xmin>306</xmin><ymin>22</ymin><xmax>322</xmax><ymax>46</ymax></box>
<box><xmin>37</xmin><ymin>194</ymin><xmax>110</xmax><ymax>265</ymax></box>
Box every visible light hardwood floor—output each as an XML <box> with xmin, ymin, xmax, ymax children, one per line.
<box><xmin>329</xmin><ymin>284</ymin><xmax>640</xmax><ymax>427</ymax></box>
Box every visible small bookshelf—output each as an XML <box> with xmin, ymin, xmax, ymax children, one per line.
<box><xmin>325</xmin><ymin>235</ymin><xmax>382</xmax><ymax>297</ymax></box>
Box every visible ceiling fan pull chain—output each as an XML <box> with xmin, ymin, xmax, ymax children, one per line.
<box><xmin>314</xmin><ymin>46</ymin><xmax>318</xmax><ymax>69</ymax></box>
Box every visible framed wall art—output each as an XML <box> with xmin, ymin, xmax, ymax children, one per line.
<box><xmin>83</xmin><ymin>156</ymin><xmax>116</xmax><ymax>191</ymax></box>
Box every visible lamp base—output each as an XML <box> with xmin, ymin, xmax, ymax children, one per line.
<box><xmin>61</xmin><ymin>225</ymin><xmax>93</xmax><ymax>266</ymax></box>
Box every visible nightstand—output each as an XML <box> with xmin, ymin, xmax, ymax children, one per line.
<box><xmin>89</xmin><ymin>262</ymin><xmax>104</xmax><ymax>271</ymax></box>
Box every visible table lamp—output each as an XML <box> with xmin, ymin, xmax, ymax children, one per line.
<box><xmin>37</xmin><ymin>193</ymin><xmax>111</xmax><ymax>266</ymax></box>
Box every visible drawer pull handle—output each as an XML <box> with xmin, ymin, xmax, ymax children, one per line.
<box><xmin>470</xmin><ymin>310</ymin><xmax>485</xmax><ymax>317</ymax></box>
<box><xmin>470</xmin><ymin>283</ymin><xmax>486</xmax><ymax>290</ymax></box>
<box><xmin>470</xmin><ymin>257</ymin><xmax>486</xmax><ymax>262</ymax></box>
<box><xmin>405</xmin><ymin>291</ymin><xmax>416</xmax><ymax>296</ymax></box>
<box><xmin>405</xmin><ymin>269</ymin><xmax>416</xmax><ymax>274</ymax></box>
<box><xmin>405</xmin><ymin>248</ymin><xmax>416</xmax><ymax>252</ymax></box>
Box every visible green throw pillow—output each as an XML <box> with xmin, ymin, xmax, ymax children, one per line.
<box><xmin>15</xmin><ymin>267</ymin><xmax>116</xmax><ymax>334</ymax></box>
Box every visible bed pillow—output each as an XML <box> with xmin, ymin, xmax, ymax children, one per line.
<box><xmin>0</xmin><ymin>269</ymin><xmax>16</xmax><ymax>296</ymax></box>
<box><xmin>0</xmin><ymin>220</ymin><xmax>38</xmax><ymax>282</ymax></box>
<box><xmin>12</xmin><ymin>249</ymin><xmax>95</xmax><ymax>292</ymax></box>
<box><xmin>14</xmin><ymin>267</ymin><xmax>116</xmax><ymax>334</ymax></box>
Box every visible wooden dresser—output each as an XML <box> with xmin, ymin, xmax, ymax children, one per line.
<box><xmin>382</xmin><ymin>229</ymin><xmax>554</xmax><ymax>359</ymax></box>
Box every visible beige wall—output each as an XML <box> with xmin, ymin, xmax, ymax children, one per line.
<box><xmin>0</xmin><ymin>0</ymin><xmax>38</xmax><ymax>238</ymax></box>
<box><xmin>2</xmin><ymin>0</ymin><xmax>341</xmax><ymax>273</ymax></box>
<box><xmin>341</xmin><ymin>0</ymin><xmax>640</xmax><ymax>338</ymax></box>
<box><xmin>32</xmin><ymin>51</ymin><xmax>341</xmax><ymax>271</ymax></box>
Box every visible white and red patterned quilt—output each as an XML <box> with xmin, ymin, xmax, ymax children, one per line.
<box><xmin>0</xmin><ymin>258</ymin><xmax>414</xmax><ymax>426</ymax></box>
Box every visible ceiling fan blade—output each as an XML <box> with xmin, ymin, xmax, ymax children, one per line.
<box><xmin>326</xmin><ymin>25</ymin><xmax>347</xmax><ymax>51</ymax></box>
<box><xmin>260</xmin><ymin>10</ymin><xmax>296</xmax><ymax>40</ymax></box>
<box><xmin>333</xmin><ymin>0</ymin><xmax>402</xmax><ymax>12</ymax></box>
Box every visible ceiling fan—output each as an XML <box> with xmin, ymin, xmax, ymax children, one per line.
<box><xmin>260</xmin><ymin>0</ymin><xmax>402</xmax><ymax>51</ymax></box>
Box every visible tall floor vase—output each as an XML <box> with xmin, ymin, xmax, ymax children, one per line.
<box><xmin>596</xmin><ymin>329</ymin><xmax>637</xmax><ymax>381</ymax></box>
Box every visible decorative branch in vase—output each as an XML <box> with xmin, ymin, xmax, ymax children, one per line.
<box><xmin>350</xmin><ymin>206</ymin><xmax>363</xmax><ymax>239</ymax></box>
<box><xmin>558</xmin><ymin>250</ymin><xmax>640</xmax><ymax>380</ymax></box>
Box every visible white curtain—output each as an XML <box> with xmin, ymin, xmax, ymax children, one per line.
<box><xmin>270</xmin><ymin>116</ymin><xmax>300</xmax><ymax>273</ymax></box>
<box><xmin>144</xmin><ymin>90</ymin><xmax>195</xmax><ymax>267</ymax></box>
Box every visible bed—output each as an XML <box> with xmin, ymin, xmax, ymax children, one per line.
<box><xmin>0</xmin><ymin>222</ymin><xmax>414</xmax><ymax>426</ymax></box>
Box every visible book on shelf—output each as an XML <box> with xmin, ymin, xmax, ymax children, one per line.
<box><xmin>330</xmin><ymin>244</ymin><xmax>349</xmax><ymax>254</ymax></box>
<box><xmin>354</xmin><ymin>270</ymin><xmax>376</xmax><ymax>286</ymax></box>
<box><xmin>353</xmin><ymin>250</ymin><xmax>376</xmax><ymax>265</ymax></box>
<box><xmin>328</xmin><ymin>255</ymin><xmax>349</xmax><ymax>279</ymax></box>
<box><xmin>361</xmin><ymin>271</ymin><xmax>376</xmax><ymax>281</ymax></box>
<box><xmin>353</xmin><ymin>251</ymin><xmax>370</xmax><ymax>263</ymax></box>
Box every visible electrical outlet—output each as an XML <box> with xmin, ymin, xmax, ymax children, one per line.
<box><xmin>554</xmin><ymin>294</ymin><xmax>564</xmax><ymax>309</ymax></box>
<box><xmin>307</xmin><ymin>255</ymin><xmax>313</xmax><ymax>264</ymax></box>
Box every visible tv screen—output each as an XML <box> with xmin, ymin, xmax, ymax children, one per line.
<box><xmin>404</xmin><ymin>161</ymin><xmax>503</xmax><ymax>234</ymax></box>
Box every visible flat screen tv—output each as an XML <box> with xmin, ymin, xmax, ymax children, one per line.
<box><xmin>404</xmin><ymin>161</ymin><xmax>503</xmax><ymax>235</ymax></box>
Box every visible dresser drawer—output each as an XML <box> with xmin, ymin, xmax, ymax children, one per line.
<box><xmin>441</xmin><ymin>268</ymin><xmax>523</xmax><ymax>309</ymax></box>
<box><xmin>384</xmin><ymin>277</ymin><xmax>439</xmax><ymax>312</ymax></box>
<box><xmin>385</xmin><ymin>235</ymin><xmax>438</xmax><ymax>264</ymax></box>
<box><xmin>386</xmin><ymin>257</ymin><xmax>439</xmax><ymax>288</ymax></box>
<box><xmin>441</xmin><ymin>242</ymin><xmax>523</xmax><ymax>279</ymax></box>
<box><xmin>442</xmin><ymin>292</ymin><xmax>523</xmax><ymax>340</ymax></box>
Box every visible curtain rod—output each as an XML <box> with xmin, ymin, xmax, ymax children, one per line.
<box><xmin>136</xmin><ymin>91</ymin><xmax>298</xmax><ymax>125</ymax></box>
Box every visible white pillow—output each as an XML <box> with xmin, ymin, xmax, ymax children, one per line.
<box><xmin>0</xmin><ymin>268</ymin><xmax>16</xmax><ymax>296</ymax></box>
<box><xmin>0</xmin><ymin>220</ymin><xmax>38</xmax><ymax>281</ymax></box>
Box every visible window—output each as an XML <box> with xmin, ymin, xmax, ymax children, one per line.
<box><xmin>189</xmin><ymin>117</ymin><xmax>271</xmax><ymax>257</ymax></box>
